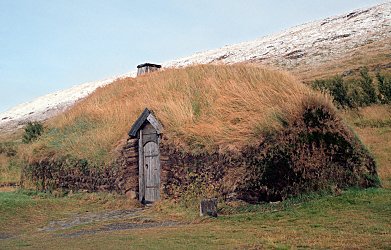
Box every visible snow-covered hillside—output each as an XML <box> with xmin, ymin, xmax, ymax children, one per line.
<box><xmin>0</xmin><ymin>72</ymin><xmax>135</xmax><ymax>133</ymax></box>
<box><xmin>1</xmin><ymin>2</ymin><xmax>390</xmax><ymax>133</ymax></box>
<box><xmin>165</xmin><ymin>2</ymin><xmax>391</xmax><ymax>69</ymax></box>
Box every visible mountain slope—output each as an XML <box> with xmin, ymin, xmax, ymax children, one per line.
<box><xmin>165</xmin><ymin>2</ymin><xmax>391</xmax><ymax>70</ymax></box>
<box><xmin>164</xmin><ymin>2</ymin><xmax>391</xmax><ymax>83</ymax></box>
<box><xmin>1</xmin><ymin>2</ymin><xmax>390</xmax><ymax>133</ymax></box>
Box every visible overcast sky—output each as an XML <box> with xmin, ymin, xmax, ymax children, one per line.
<box><xmin>0</xmin><ymin>0</ymin><xmax>387</xmax><ymax>112</ymax></box>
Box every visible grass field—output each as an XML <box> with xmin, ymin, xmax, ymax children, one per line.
<box><xmin>0</xmin><ymin>188</ymin><xmax>390</xmax><ymax>249</ymax></box>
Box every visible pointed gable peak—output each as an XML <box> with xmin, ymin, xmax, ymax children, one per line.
<box><xmin>128</xmin><ymin>108</ymin><xmax>163</xmax><ymax>137</ymax></box>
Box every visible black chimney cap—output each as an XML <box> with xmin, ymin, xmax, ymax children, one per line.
<box><xmin>137</xmin><ymin>63</ymin><xmax>162</xmax><ymax>68</ymax></box>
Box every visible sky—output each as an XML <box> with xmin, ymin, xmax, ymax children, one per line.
<box><xmin>0</xmin><ymin>0</ymin><xmax>387</xmax><ymax>112</ymax></box>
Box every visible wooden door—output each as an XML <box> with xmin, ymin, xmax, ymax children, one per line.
<box><xmin>141</xmin><ymin>123</ymin><xmax>160</xmax><ymax>203</ymax></box>
<box><xmin>143</xmin><ymin>141</ymin><xmax>160</xmax><ymax>202</ymax></box>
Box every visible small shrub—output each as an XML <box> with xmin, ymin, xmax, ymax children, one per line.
<box><xmin>312</xmin><ymin>76</ymin><xmax>352</xmax><ymax>108</ymax></box>
<box><xmin>22</xmin><ymin>122</ymin><xmax>44</xmax><ymax>144</ymax></box>
<box><xmin>330</xmin><ymin>76</ymin><xmax>352</xmax><ymax>108</ymax></box>
<box><xmin>311</xmin><ymin>68</ymin><xmax>383</xmax><ymax>108</ymax></box>
<box><xmin>359</xmin><ymin>67</ymin><xmax>378</xmax><ymax>106</ymax></box>
<box><xmin>377</xmin><ymin>72</ymin><xmax>391</xmax><ymax>104</ymax></box>
<box><xmin>312</xmin><ymin>79</ymin><xmax>332</xmax><ymax>93</ymax></box>
<box><xmin>345</xmin><ymin>79</ymin><xmax>366</xmax><ymax>108</ymax></box>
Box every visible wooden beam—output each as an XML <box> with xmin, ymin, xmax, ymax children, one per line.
<box><xmin>147</xmin><ymin>113</ymin><xmax>163</xmax><ymax>134</ymax></box>
<box><xmin>138</xmin><ymin>130</ymin><xmax>145</xmax><ymax>203</ymax></box>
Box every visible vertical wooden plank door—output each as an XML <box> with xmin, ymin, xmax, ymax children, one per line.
<box><xmin>143</xmin><ymin>142</ymin><xmax>160</xmax><ymax>203</ymax></box>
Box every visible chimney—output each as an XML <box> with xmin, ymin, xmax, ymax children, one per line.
<box><xmin>136</xmin><ymin>63</ymin><xmax>162</xmax><ymax>76</ymax></box>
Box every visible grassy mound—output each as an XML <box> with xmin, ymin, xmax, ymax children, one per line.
<box><xmin>23</xmin><ymin>65</ymin><xmax>312</xmax><ymax>161</ymax></box>
<box><xmin>21</xmin><ymin>65</ymin><xmax>380</xmax><ymax>199</ymax></box>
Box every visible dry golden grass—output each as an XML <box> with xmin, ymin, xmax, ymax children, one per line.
<box><xmin>342</xmin><ymin>105</ymin><xmax>391</xmax><ymax>187</ymax></box>
<box><xmin>23</xmin><ymin>64</ymin><xmax>325</xmax><ymax>164</ymax></box>
<box><xmin>356</xmin><ymin>104</ymin><xmax>391</xmax><ymax>121</ymax></box>
<box><xmin>0</xmin><ymin>154</ymin><xmax>9</xmax><ymax>177</ymax></box>
<box><xmin>0</xmin><ymin>129</ymin><xmax>23</xmax><ymax>143</ymax></box>
<box><xmin>0</xmin><ymin>131</ymin><xmax>22</xmax><ymax>184</ymax></box>
<box><xmin>357</xmin><ymin>127</ymin><xmax>391</xmax><ymax>187</ymax></box>
<box><xmin>0</xmin><ymin>155</ymin><xmax>20</xmax><ymax>183</ymax></box>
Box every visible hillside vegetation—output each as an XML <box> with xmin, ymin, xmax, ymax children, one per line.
<box><xmin>312</xmin><ymin>67</ymin><xmax>391</xmax><ymax>108</ymax></box>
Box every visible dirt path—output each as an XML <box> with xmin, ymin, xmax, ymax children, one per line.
<box><xmin>0</xmin><ymin>233</ymin><xmax>12</xmax><ymax>240</ymax></box>
<box><xmin>38</xmin><ymin>208</ymin><xmax>182</xmax><ymax>238</ymax></box>
<box><xmin>39</xmin><ymin>208</ymin><xmax>143</xmax><ymax>232</ymax></box>
<box><xmin>59</xmin><ymin>221</ymin><xmax>181</xmax><ymax>238</ymax></box>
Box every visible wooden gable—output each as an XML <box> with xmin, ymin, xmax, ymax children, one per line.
<box><xmin>128</xmin><ymin>108</ymin><xmax>163</xmax><ymax>138</ymax></box>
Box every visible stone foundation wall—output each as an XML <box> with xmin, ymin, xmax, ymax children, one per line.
<box><xmin>115</xmin><ymin>138</ymin><xmax>139</xmax><ymax>195</ymax></box>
